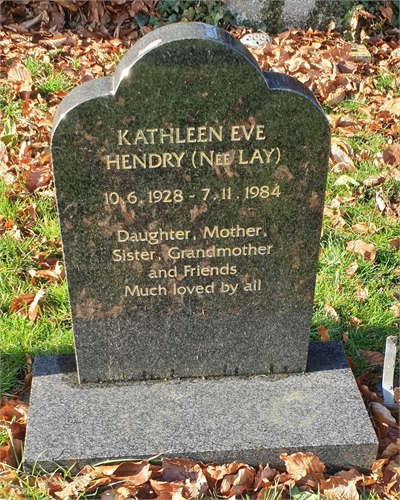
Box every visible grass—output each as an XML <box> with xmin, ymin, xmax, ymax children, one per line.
<box><xmin>24</xmin><ymin>56</ymin><xmax>73</xmax><ymax>96</ymax></box>
<box><xmin>0</xmin><ymin>181</ymin><xmax>74</xmax><ymax>394</ymax></box>
<box><xmin>311</xmin><ymin>122</ymin><xmax>400</xmax><ymax>373</ymax></box>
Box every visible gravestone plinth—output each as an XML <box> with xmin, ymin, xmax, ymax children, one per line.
<box><xmin>24</xmin><ymin>23</ymin><xmax>378</xmax><ymax>473</ymax></box>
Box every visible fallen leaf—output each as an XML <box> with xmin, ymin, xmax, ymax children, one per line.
<box><xmin>320</xmin><ymin>469</ymin><xmax>363</xmax><ymax>500</ymax></box>
<box><xmin>352</xmin><ymin>222</ymin><xmax>376</xmax><ymax>234</ymax></box>
<box><xmin>348</xmin><ymin>316</ymin><xmax>363</xmax><ymax>326</ymax></box>
<box><xmin>346</xmin><ymin>240</ymin><xmax>376</xmax><ymax>262</ymax></box>
<box><xmin>389</xmin><ymin>303</ymin><xmax>400</xmax><ymax>317</ymax></box>
<box><xmin>219</xmin><ymin>465</ymin><xmax>255</xmax><ymax>497</ymax></box>
<box><xmin>325</xmin><ymin>303</ymin><xmax>340</xmax><ymax>322</ymax></box>
<box><xmin>375</xmin><ymin>191</ymin><xmax>387</xmax><ymax>212</ymax></box>
<box><xmin>345</xmin><ymin>262</ymin><xmax>358</xmax><ymax>276</ymax></box>
<box><xmin>280</xmin><ymin>452</ymin><xmax>325</xmax><ymax>489</ymax></box>
<box><xmin>317</xmin><ymin>325</ymin><xmax>330</xmax><ymax>341</ymax></box>
<box><xmin>382</xmin><ymin>439</ymin><xmax>400</xmax><ymax>458</ymax></box>
<box><xmin>354</xmin><ymin>288</ymin><xmax>368</xmax><ymax>301</ymax></box>
<box><xmin>383</xmin><ymin>144</ymin><xmax>400</xmax><ymax>167</ymax></box>
<box><xmin>253</xmin><ymin>464</ymin><xmax>277</xmax><ymax>491</ymax></box>
<box><xmin>10</xmin><ymin>293</ymin><xmax>36</xmax><ymax>313</ymax></box>
<box><xmin>363</xmin><ymin>174</ymin><xmax>386</xmax><ymax>187</ymax></box>
<box><xmin>380</xmin><ymin>98</ymin><xmax>400</xmax><ymax>116</ymax></box>
<box><xmin>370</xmin><ymin>402</ymin><xmax>399</xmax><ymax>439</ymax></box>
<box><xmin>388</xmin><ymin>238</ymin><xmax>400</xmax><ymax>250</ymax></box>
<box><xmin>333</xmin><ymin>174</ymin><xmax>360</xmax><ymax>187</ymax></box>
<box><xmin>357</xmin><ymin>350</ymin><xmax>384</xmax><ymax>365</ymax></box>
<box><xmin>28</xmin><ymin>289</ymin><xmax>45</xmax><ymax>321</ymax></box>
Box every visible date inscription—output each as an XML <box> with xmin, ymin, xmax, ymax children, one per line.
<box><xmin>104</xmin><ymin>185</ymin><xmax>281</xmax><ymax>206</ymax></box>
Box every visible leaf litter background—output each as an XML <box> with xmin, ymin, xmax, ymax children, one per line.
<box><xmin>0</xmin><ymin>1</ymin><xmax>400</xmax><ymax>499</ymax></box>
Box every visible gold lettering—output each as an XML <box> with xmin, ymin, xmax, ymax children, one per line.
<box><xmin>148</xmin><ymin>154</ymin><xmax>162</xmax><ymax>168</ymax></box>
<box><xmin>187</xmin><ymin>127</ymin><xmax>197</xmax><ymax>143</ymax></box>
<box><xmin>118</xmin><ymin>130</ymin><xmax>130</xmax><ymax>145</ymax></box>
<box><xmin>262</xmin><ymin>148</ymin><xmax>274</xmax><ymax>162</ymax></box>
<box><xmin>231</xmin><ymin>125</ymin><xmax>240</xmax><ymax>141</ymax></box>
<box><xmin>162</xmin><ymin>152</ymin><xmax>174</xmax><ymax>167</ymax></box>
<box><xmin>250</xmin><ymin>149</ymin><xmax>263</xmax><ymax>164</ymax></box>
<box><xmin>175</xmin><ymin>128</ymin><xmax>185</xmax><ymax>143</ymax></box>
<box><xmin>243</xmin><ymin>125</ymin><xmax>254</xmax><ymax>140</ymax></box>
<box><xmin>256</xmin><ymin>125</ymin><xmax>266</xmax><ymax>140</ymax></box>
<box><xmin>105</xmin><ymin>154</ymin><xmax>120</xmax><ymax>170</ymax></box>
<box><xmin>197</xmin><ymin>126</ymin><xmax>207</xmax><ymax>142</ymax></box>
<box><xmin>238</xmin><ymin>150</ymin><xmax>248</xmax><ymax>164</ymax></box>
<box><xmin>160</xmin><ymin>128</ymin><xmax>174</xmax><ymax>144</ymax></box>
<box><xmin>146</xmin><ymin>128</ymin><xmax>158</xmax><ymax>144</ymax></box>
<box><xmin>133</xmin><ymin>129</ymin><xmax>148</xmax><ymax>145</ymax></box>
<box><xmin>200</xmin><ymin>150</ymin><xmax>213</xmax><ymax>166</ymax></box>
<box><xmin>132</xmin><ymin>154</ymin><xmax>146</xmax><ymax>168</ymax></box>
<box><xmin>209</xmin><ymin>126</ymin><xmax>223</xmax><ymax>142</ymax></box>
<box><xmin>172</xmin><ymin>152</ymin><xmax>185</xmax><ymax>167</ymax></box>
<box><xmin>121</xmin><ymin>154</ymin><xmax>132</xmax><ymax>169</ymax></box>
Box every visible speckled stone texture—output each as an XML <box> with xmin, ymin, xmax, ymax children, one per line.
<box><xmin>24</xmin><ymin>342</ymin><xmax>378</xmax><ymax>474</ymax></box>
<box><xmin>51</xmin><ymin>22</ymin><xmax>330</xmax><ymax>383</ymax></box>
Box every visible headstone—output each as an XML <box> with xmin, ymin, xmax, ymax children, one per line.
<box><xmin>51</xmin><ymin>22</ymin><xmax>329</xmax><ymax>383</ymax></box>
<box><xmin>24</xmin><ymin>22</ymin><xmax>378</xmax><ymax>473</ymax></box>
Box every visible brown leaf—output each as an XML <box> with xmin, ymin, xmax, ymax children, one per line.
<box><xmin>330</xmin><ymin>139</ymin><xmax>356</xmax><ymax>172</ymax></box>
<box><xmin>317</xmin><ymin>325</ymin><xmax>330</xmax><ymax>342</ymax></box>
<box><xmin>10</xmin><ymin>293</ymin><xmax>36</xmax><ymax>313</ymax></box>
<box><xmin>320</xmin><ymin>469</ymin><xmax>363</xmax><ymax>500</ymax></box>
<box><xmin>357</xmin><ymin>350</ymin><xmax>384</xmax><ymax>366</ymax></box>
<box><xmin>358</xmin><ymin>384</ymin><xmax>384</xmax><ymax>403</ymax></box>
<box><xmin>345</xmin><ymin>262</ymin><xmax>358</xmax><ymax>277</ymax></box>
<box><xmin>389</xmin><ymin>238</ymin><xmax>400</xmax><ymax>250</ymax></box>
<box><xmin>94</xmin><ymin>460</ymin><xmax>153</xmax><ymax>485</ymax></box>
<box><xmin>383</xmin><ymin>144</ymin><xmax>400</xmax><ymax>168</ymax></box>
<box><xmin>8</xmin><ymin>63</ymin><xmax>32</xmax><ymax>91</ymax></box>
<box><xmin>253</xmin><ymin>464</ymin><xmax>277</xmax><ymax>491</ymax></box>
<box><xmin>280</xmin><ymin>452</ymin><xmax>325</xmax><ymax>489</ymax></box>
<box><xmin>352</xmin><ymin>222</ymin><xmax>376</xmax><ymax>234</ymax></box>
<box><xmin>348</xmin><ymin>315</ymin><xmax>363</xmax><ymax>326</ymax></box>
<box><xmin>370</xmin><ymin>402</ymin><xmax>399</xmax><ymax>440</ymax></box>
<box><xmin>354</xmin><ymin>288</ymin><xmax>368</xmax><ymax>301</ymax></box>
<box><xmin>161</xmin><ymin>457</ymin><xmax>208</xmax><ymax>498</ymax></box>
<box><xmin>325</xmin><ymin>303</ymin><xmax>340</xmax><ymax>322</ymax></box>
<box><xmin>380</xmin><ymin>98</ymin><xmax>400</xmax><ymax>116</ymax></box>
<box><xmin>382</xmin><ymin>439</ymin><xmax>400</xmax><ymax>458</ymax></box>
<box><xmin>389</xmin><ymin>303</ymin><xmax>400</xmax><ymax>317</ymax></box>
<box><xmin>346</xmin><ymin>240</ymin><xmax>376</xmax><ymax>262</ymax></box>
<box><xmin>25</xmin><ymin>162</ymin><xmax>52</xmax><ymax>192</ymax></box>
<box><xmin>363</xmin><ymin>174</ymin><xmax>386</xmax><ymax>187</ymax></box>
<box><xmin>204</xmin><ymin>461</ymin><xmax>243</xmax><ymax>489</ymax></box>
<box><xmin>219</xmin><ymin>465</ymin><xmax>255</xmax><ymax>497</ymax></box>
<box><xmin>28</xmin><ymin>289</ymin><xmax>45</xmax><ymax>321</ymax></box>
<box><xmin>150</xmin><ymin>479</ymin><xmax>185</xmax><ymax>499</ymax></box>
<box><xmin>380</xmin><ymin>4</ymin><xmax>393</xmax><ymax>23</ymax></box>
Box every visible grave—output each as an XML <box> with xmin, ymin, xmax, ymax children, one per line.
<box><xmin>24</xmin><ymin>22</ymin><xmax>378</xmax><ymax>473</ymax></box>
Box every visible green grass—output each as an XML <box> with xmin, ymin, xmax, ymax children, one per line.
<box><xmin>374</xmin><ymin>72</ymin><xmax>400</xmax><ymax>96</ymax></box>
<box><xmin>0</xmin><ymin>181</ymin><xmax>73</xmax><ymax>394</ymax></box>
<box><xmin>24</xmin><ymin>56</ymin><xmax>73</xmax><ymax>96</ymax></box>
<box><xmin>312</xmin><ymin>127</ymin><xmax>399</xmax><ymax>374</ymax></box>
<box><xmin>0</xmin><ymin>86</ymin><xmax>22</xmax><ymax>119</ymax></box>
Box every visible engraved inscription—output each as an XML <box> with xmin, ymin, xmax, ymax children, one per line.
<box><xmin>102</xmin><ymin>122</ymin><xmax>286</xmax><ymax>301</ymax></box>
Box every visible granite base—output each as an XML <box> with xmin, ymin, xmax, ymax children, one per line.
<box><xmin>24</xmin><ymin>342</ymin><xmax>378</xmax><ymax>474</ymax></box>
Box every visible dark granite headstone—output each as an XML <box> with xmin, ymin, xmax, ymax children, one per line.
<box><xmin>51</xmin><ymin>22</ymin><xmax>329</xmax><ymax>384</ymax></box>
<box><xmin>24</xmin><ymin>23</ymin><xmax>378</xmax><ymax>473</ymax></box>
